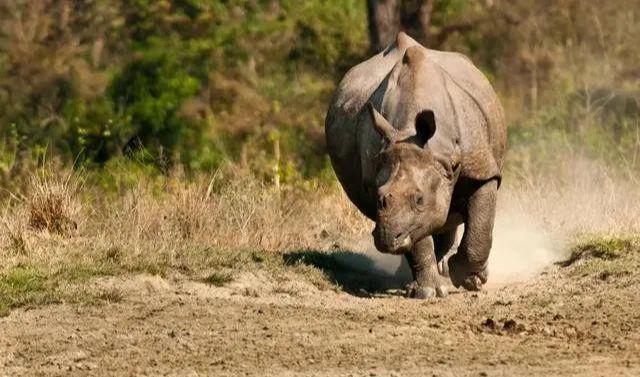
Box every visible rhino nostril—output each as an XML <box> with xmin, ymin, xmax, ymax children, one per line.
<box><xmin>395</xmin><ymin>232</ymin><xmax>403</xmax><ymax>240</ymax></box>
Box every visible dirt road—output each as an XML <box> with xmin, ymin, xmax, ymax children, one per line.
<box><xmin>1</xmin><ymin>243</ymin><xmax>639</xmax><ymax>377</ymax></box>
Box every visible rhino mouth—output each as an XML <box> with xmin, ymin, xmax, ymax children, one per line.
<box><xmin>397</xmin><ymin>234</ymin><xmax>412</xmax><ymax>249</ymax></box>
<box><xmin>372</xmin><ymin>224</ymin><xmax>415</xmax><ymax>254</ymax></box>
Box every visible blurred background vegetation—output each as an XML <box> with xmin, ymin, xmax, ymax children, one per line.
<box><xmin>0</xmin><ymin>0</ymin><xmax>638</xmax><ymax>189</ymax></box>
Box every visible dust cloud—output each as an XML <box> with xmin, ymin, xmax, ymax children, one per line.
<box><xmin>331</xmin><ymin>201</ymin><xmax>563</xmax><ymax>290</ymax></box>
<box><xmin>348</xmin><ymin>205</ymin><xmax>562</xmax><ymax>289</ymax></box>
<box><xmin>487</xmin><ymin>205</ymin><xmax>560</xmax><ymax>286</ymax></box>
<box><xmin>330</xmin><ymin>155</ymin><xmax>640</xmax><ymax>290</ymax></box>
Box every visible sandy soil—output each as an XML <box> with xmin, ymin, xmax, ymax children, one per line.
<box><xmin>1</xmin><ymin>250</ymin><xmax>639</xmax><ymax>377</ymax></box>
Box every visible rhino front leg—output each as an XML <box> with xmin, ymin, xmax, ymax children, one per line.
<box><xmin>448</xmin><ymin>179</ymin><xmax>498</xmax><ymax>291</ymax></box>
<box><xmin>404</xmin><ymin>237</ymin><xmax>448</xmax><ymax>299</ymax></box>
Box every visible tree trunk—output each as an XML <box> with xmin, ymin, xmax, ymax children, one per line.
<box><xmin>367</xmin><ymin>0</ymin><xmax>401</xmax><ymax>52</ymax></box>
<box><xmin>400</xmin><ymin>0</ymin><xmax>434</xmax><ymax>45</ymax></box>
<box><xmin>368</xmin><ymin>0</ymin><xmax>439</xmax><ymax>51</ymax></box>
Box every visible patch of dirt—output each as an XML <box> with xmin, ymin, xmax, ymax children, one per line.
<box><xmin>1</xmin><ymin>254</ymin><xmax>640</xmax><ymax>377</ymax></box>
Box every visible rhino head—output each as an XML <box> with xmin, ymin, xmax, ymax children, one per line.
<box><xmin>367</xmin><ymin>103</ymin><xmax>457</xmax><ymax>254</ymax></box>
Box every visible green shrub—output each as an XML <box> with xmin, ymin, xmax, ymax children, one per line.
<box><xmin>109</xmin><ymin>51</ymin><xmax>201</xmax><ymax>159</ymax></box>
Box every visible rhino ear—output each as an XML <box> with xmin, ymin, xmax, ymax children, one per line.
<box><xmin>415</xmin><ymin>110</ymin><xmax>436</xmax><ymax>147</ymax></box>
<box><xmin>366</xmin><ymin>103</ymin><xmax>396</xmax><ymax>142</ymax></box>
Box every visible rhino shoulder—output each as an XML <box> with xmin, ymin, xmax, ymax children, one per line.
<box><xmin>330</xmin><ymin>33</ymin><xmax>420</xmax><ymax>117</ymax></box>
<box><xmin>424</xmin><ymin>49</ymin><xmax>507</xmax><ymax>181</ymax></box>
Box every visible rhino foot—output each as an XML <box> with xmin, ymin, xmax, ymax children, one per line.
<box><xmin>452</xmin><ymin>271</ymin><xmax>487</xmax><ymax>292</ymax></box>
<box><xmin>459</xmin><ymin>274</ymin><xmax>483</xmax><ymax>291</ymax></box>
<box><xmin>405</xmin><ymin>281</ymin><xmax>448</xmax><ymax>299</ymax></box>
<box><xmin>447</xmin><ymin>254</ymin><xmax>487</xmax><ymax>291</ymax></box>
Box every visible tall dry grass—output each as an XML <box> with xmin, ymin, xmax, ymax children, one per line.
<box><xmin>0</xmin><ymin>165</ymin><xmax>371</xmax><ymax>283</ymax></box>
<box><xmin>503</xmin><ymin>152</ymin><xmax>640</xmax><ymax>239</ymax></box>
<box><xmin>0</xmin><ymin>149</ymin><xmax>639</xmax><ymax>297</ymax></box>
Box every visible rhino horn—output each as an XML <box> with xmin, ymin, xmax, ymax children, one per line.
<box><xmin>366</xmin><ymin>103</ymin><xmax>396</xmax><ymax>142</ymax></box>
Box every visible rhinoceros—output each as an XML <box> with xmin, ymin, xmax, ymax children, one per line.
<box><xmin>325</xmin><ymin>32</ymin><xmax>506</xmax><ymax>298</ymax></box>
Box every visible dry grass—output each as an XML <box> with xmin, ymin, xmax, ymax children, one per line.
<box><xmin>26</xmin><ymin>170</ymin><xmax>81</xmax><ymax>235</ymax></box>
<box><xmin>0</xmin><ymin>165</ymin><xmax>371</xmax><ymax>313</ymax></box>
<box><xmin>503</xmin><ymin>152</ymin><xmax>640</xmax><ymax>240</ymax></box>
<box><xmin>1</xmin><ymin>153</ymin><xmax>639</xmax><ymax>314</ymax></box>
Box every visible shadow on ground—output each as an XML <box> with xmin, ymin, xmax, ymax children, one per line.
<box><xmin>283</xmin><ymin>249</ymin><xmax>413</xmax><ymax>297</ymax></box>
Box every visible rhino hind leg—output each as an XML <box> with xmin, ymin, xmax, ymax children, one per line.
<box><xmin>433</xmin><ymin>228</ymin><xmax>458</xmax><ymax>277</ymax></box>
<box><xmin>404</xmin><ymin>237</ymin><xmax>448</xmax><ymax>299</ymax></box>
<box><xmin>448</xmin><ymin>179</ymin><xmax>498</xmax><ymax>291</ymax></box>
<box><xmin>434</xmin><ymin>228</ymin><xmax>457</xmax><ymax>261</ymax></box>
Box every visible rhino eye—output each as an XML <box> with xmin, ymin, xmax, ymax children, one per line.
<box><xmin>415</xmin><ymin>195</ymin><xmax>424</xmax><ymax>206</ymax></box>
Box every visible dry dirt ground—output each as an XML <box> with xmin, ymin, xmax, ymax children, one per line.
<box><xmin>1</xmin><ymin>244</ymin><xmax>639</xmax><ymax>377</ymax></box>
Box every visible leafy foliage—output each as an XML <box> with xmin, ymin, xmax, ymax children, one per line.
<box><xmin>0</xmin><ymin>0</ymin><xmax>368</xmax><ymax>177</ymax></box>
<box><xmin>0</xmin><ymin>0</ymin><xmax>638</xmax><ymax>181</ymax></box>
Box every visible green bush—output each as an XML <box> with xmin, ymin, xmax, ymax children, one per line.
<box><xmin>2</xmin><ymin>0</ymin><xmax>638</xmax><ymax>180</ymax></box>
<box><xmin>108</xmin><ymin>51</ymin><xmax>201</xmax><ymax>163</ymax></box>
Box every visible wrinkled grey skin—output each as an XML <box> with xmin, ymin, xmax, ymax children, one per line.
<box><xmin>325</xmin><ymin>33</ymin><xmax>506</xmax><ymax>298</ymax></box>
